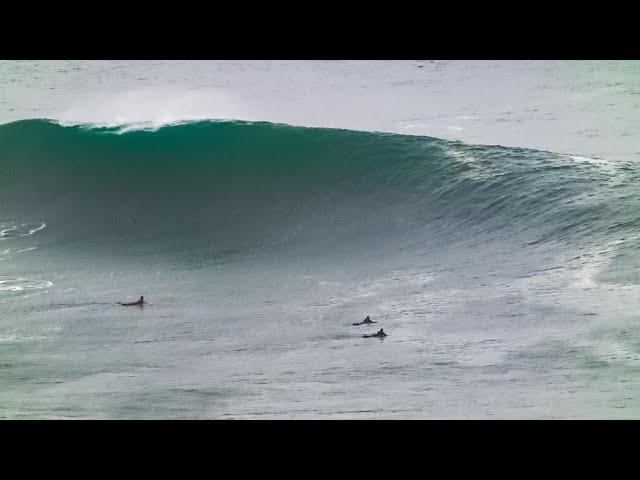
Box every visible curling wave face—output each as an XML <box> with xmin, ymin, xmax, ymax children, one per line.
<box><xmin>0</xmin><ymin>119</ymin><xmax>635</xmax><ymax>266</ymax></box>
<box><xmin>2</xmin><ymin>118</ymin><xmax>640</xmax><ymax>419</ymax></box>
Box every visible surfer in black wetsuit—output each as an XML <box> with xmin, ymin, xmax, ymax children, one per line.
<box><xmin>119</xmin><ymin>296</ymin><xmax>145</xmax><ymax>306</ymax></box>
<box><xmin>363</xmin><ymin>328</ymin><xmax>387</xmax><ymax>338</ymax></box>
<box><xmin>352</xmin><ymin>316</ymin><xmax>376</xmax><ymax>326</ymax></box>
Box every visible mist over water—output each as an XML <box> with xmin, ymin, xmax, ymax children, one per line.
<box><xmin>1</xmin><ymin>61</ymin><xmax>640</xmax><ymax>418</ymax></box>
<box><xmin>2</xmin><ymin>61</ymin><xmax>639</xmax><ymax>160</ymax></box>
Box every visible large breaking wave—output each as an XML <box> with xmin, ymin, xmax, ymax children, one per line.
<box><xmin>0</xmin><ymin>119</ymin><xmax>637</xmax><ymax>281</ymax></box>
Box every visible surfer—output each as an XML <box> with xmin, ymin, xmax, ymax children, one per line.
<box><xmin>352</xmin><ymin>315</ymin><xmax>376</xmax><ymax>326</ymax></box>
<box><xmin>363</xmin><ymin>328</ymin><xmax>387</xmax><ymax>338</ymax></box>
<box><xmin>119</xmin><ymin>296</ymin><xmax>145</xmax><ymax>306</ymax></box>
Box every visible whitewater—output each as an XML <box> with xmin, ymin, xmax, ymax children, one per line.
<box><xmin>1</xmin><ymin>61</ymin><xmax>640</xmax><ymax>419</ymax></box>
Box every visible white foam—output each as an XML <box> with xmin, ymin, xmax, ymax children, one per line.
<box><xmin>56</xmin><ymin>87</ymin><xmax>241</xmax><ymax>132</ymax></box>
<box><xmin>0</xmin><ymin>247</ymin><xmax>37</xmax><ymax>255</ymax></box>
<box><xmin>444</xmin><ymin>147</ymin><xmax>495</xmax><ymax>181</ymax></box>
<box><xmin>0</xmin><ymin>222</ymin><xmax>46</xmax><ymax>238</ymax></box>
<box><xmin>61</xmin><ymin>118</ymin><xmax>205</xmax><ymax>134</ymax></box>
<box><xmin>0</xmin><ymin>279</ymin><xmax>53</xmax><ymax>292</ymax></box>
<box><xmin>567</xmin><ymin>155</ymin><xmax>618</xmax><ymax>174</ymax></box>
<box><xmin>0</xmin><ymin>334</ymin><xmax>49</xmax><ymax>343</ymax></box>
<box><xmin>572</xmin><ymin>263</ymin><xmax>604</xmax><ymax>289</ymax></box>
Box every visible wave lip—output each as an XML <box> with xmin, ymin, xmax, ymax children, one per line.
<box><xmin>55</xmin><ymin>118</ymin><xmax>213</xmax><ymax>134</ymax></box>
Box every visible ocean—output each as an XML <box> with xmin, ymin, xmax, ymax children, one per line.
<box><xmin>1</xmin><ymin>61</ymin><xmax>640</xmax><ymax>418</ymax></box>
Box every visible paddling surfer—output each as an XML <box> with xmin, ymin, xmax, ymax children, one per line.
<box><xmin>119</xmin><ymin>296</ymin><xmax>145</xmax><ymax>306</ymax></box>
<box><xmin>363</xmin><ymin>328</ymin><xmax>387</xmax><ymax>338</ymax></box>
<box><xmin>352</xmin><ymin>316</ymin><xmax>376</xmax><ymax>326</ymax></box>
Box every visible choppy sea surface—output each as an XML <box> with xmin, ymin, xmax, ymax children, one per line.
<box><xmin>1</xmin><ymin>61</ymin><xmax>640</xmax><ymax>418</ymax></box>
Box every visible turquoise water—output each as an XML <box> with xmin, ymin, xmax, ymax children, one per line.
<box><xmin>1</xmin><ymin>61</ymin><xmax>640</xmax><ymax>418</ymax></box>
<box><xmin>1</xmin><ymin>118</ymin><xmax>640</xmax><ymax>418</ymax></box>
